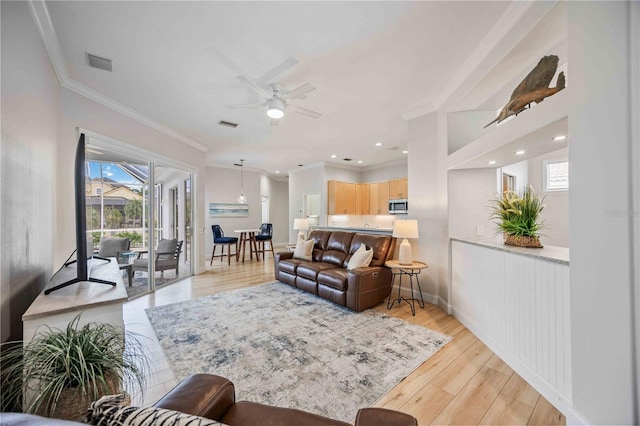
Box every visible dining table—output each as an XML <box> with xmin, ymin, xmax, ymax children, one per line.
<box><xmin>233</xmin><ymin>228</ymin><xmax>261</xmax><ymax>263</ymax></box>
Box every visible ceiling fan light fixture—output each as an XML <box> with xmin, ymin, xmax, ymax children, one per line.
<box><xmin>266</xmin><ymin>99</ymin><xmax>285</xmax><ymax>119</ymax></box>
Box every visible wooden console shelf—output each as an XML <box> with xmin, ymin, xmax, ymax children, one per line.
<box><xmin>23</xmin><ymin>258</ymin><xmax>128</xmax><ymax>343</ymax></box>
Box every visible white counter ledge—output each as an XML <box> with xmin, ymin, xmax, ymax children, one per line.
<box><xmin>312</xmin><ymin>226</ymin><xmax>393</xmax><ymax>235</ymax></box>
<box><xmin>450</xmin><ymin>237</ymin><xmax>569</xmax><ymax>265</ymax></box>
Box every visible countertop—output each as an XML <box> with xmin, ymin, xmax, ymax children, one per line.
<box><xmin>23</xmin><ymin>258</ymin><xmax>128</xmax><ymax>320</ymax></box>
<box><xmin>451</xmin><ymin>237</ymin><xmax>569</xmax><ymax>265</ymax></box>
<box><xmin>312</xmin><ymin>226</ymin><xmax>393</xmax><ymax>235</ymax></box>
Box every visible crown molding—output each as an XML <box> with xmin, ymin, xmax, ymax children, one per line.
<box><xmin>27</xmin><ymin>1</ymin><xmax>208</xmax><ymax>153</ymax></box>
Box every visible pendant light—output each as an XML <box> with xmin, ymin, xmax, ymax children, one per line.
<box><xmin>237</xmin><ymin>159</ymin><xmax>247</xmax><ymax>204</ymax></box>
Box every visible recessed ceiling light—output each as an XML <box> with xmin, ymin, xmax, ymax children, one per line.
<box><xmin>331</xmin><ymin>154</ymin><xmax>337</xmax><ymax>158</ymax></box>
<box><xmin>358</xmin><ymin>160</ymin><xmax>363</xmax><ymax>164</ymax></box>
<box><xmin>553</xmin><ymin>135</ymin><xmax>567</xmax><ymax>141</ymax></box>
<box><xmin>488</xmin><ymin>160</ymin><xmax>496</xmax><ymax>165</ymax></box>
<box><xmin>375</xmin><ymin>142</ymin><xmax>382</xmax><ymax>147</ymax></box>
<box><xmin>515</xmin><ymin>150</ymin><xmax>526</xmax><ymax>155</ymax></box>
<box><xmin>275</xmin><ymin>171</ymin><xmax>280</xmax><ymax>174</ymax></box>
<box><xmin>402</xmin><ymin>150</ymin><xmax>408</xmax><ymax>154</ymax></box>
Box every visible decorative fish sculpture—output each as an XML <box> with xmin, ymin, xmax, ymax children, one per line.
<box><xmin>484</xmin><ymin>55</ymin><xmax>566</xmax><ymax>128</ymax></box>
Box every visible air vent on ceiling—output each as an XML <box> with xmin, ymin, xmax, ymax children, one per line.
<box><xmin>86</xmin><ymin>53</ymin><xmax>112</xmax><ymax>72</ymax></box>
<box><xmin>218</xmin><ymin>120</ymin><xmax>239</xmax><ymax>128</ymax></box>
<box><xmin>343</xmin><ymin>158</ymin><xmax>353</xmax><ymax>162</ymax></box>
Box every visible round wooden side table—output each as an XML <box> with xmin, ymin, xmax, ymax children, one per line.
<box><xmin>385</xmin><ymin>259</ymin><xmax>428</xmax><ymax>316</ymax></box>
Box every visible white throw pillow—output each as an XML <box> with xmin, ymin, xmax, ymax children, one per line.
<box><xmin>347</xmin><ymin>243</ymin><xmax>374</xmax><ymax>270</ymax></box>
<box><xmin>293</xmin><ymin>238</ymin><xmax>314</xmax><ymax>260</ymax></box>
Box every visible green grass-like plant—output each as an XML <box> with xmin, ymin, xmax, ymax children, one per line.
<box><xmin>0</xmin><ymin>314</ymin><xmax>149</xmax><ymax>417</ymax></box>
<box><xmin>490</xmin><ymin>185</ymin><xmax>545</xmax><ymax>238</ymax></box>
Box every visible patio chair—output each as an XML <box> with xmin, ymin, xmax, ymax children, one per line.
<box><xmin>96</xmin><ymin>237</ymin><xmax>131</xmax><ymax>262</ymax></box>
<box><xmin>132</xmin><ymin>238</ymin><xmax>183</xmax><ymax>277</ymax></box>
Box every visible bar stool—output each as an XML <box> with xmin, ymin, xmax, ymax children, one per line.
<box><xmin>211</xmin><ymin>225</ymin><xmax>238</xmax><ymax>265</ymax></box>
<box><xmin>254</xmin><ymin>223</ymin><xmax>274</xmax><ymax>259</ymax></box>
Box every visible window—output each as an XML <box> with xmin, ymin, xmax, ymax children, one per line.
<box><xmin>544</xmin><ymin>160</ymin><xmax>569</xmax><ymax>191</ymax></box>
<box><xmin>96</xmin><ymin>188</ymin><xmax>102</xmax><ymax>195</ymax></box>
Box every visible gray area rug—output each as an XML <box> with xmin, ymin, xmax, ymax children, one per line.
<box><xmin>145</xmin><ymin>282</ymin><xmax>451</xmax><ymax>423</ymax></box>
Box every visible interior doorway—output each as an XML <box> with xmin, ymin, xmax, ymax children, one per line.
<box><xmin>304</xmin><ymin>193</ymin><xmax>320</xmax><ymax>226</ymax></box>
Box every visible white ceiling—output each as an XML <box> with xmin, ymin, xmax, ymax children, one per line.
<box><xmin>44</xmin><ymin>1</ymin><xmax>512</xmax><ymax>176</ymax></box>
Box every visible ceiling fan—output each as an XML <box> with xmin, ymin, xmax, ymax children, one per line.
<box><xmin>210</xmin><ymin>49</ymin><xmax>322</xmax><ymax>123</ymax></box>
<box><xmin>228</xmin><ymin>82</ymin><xmax>321</xmax><ymax>122</ymax></box>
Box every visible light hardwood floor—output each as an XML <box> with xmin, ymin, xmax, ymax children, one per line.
<box><xmin>123</xmin><ymin>253</ymin><xmax>566</xmax><ymax>425</ymax></box>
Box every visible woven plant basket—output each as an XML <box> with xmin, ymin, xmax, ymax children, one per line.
<box><xmin>504</xmin><ymin>234</ymin><xmax>543</xmax><ymax>248</ymax></box>
<box><xmin>36</xmin><ymin>371</ymin><xmax>127</xmax><ymax>421</ymax></box>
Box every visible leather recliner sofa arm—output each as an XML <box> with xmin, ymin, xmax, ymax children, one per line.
<box><xmin>153</xmin><ymin>373</ymin><xmax>235</xmax><ymax>421</ymax></box>
<box><xmin>346</xmin><ymin>266</ymin><xmax>393</xmax><ymax>312</ymax></box>
<box><xmin>355</xmin><ymin>408</ymin><xmax>418</xmax><ymax>426</ymax></box>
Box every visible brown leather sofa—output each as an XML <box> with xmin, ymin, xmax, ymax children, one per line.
<box><xmin>274</xmin><ymin>230</ymin><xmax>396</xmax><ymax>312</ymax></box>
<box><xmin>154</xmin><ymin>373</ymin><xmax>417</xmax><ymax>426</ymax></box>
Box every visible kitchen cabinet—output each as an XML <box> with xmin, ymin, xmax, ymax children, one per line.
<box><xmin>389</xmin><ymin>178</ymin><xmax>408</xmax><ymax>199</ymax></box>
<box><xmin>355</xmin><ymin>183</ymin><xmax>370</xmax><ymax>215</ymax></box>
<box><xmin>328</xmin><ymin>180</ymin><xmax>356</xmax><ymax>215</ymax></box>
<box><xmin>369</xmin><ymin>181</ymin><xmax>389</xmax><ymax>215</ymax></box>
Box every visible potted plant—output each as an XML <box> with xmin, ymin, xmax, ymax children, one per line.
<box><xmin>0</xmin><ymin>314</ymin><xmax>149</xmax><ymax>420</ymax></box>
<box><xmin>490</xmin><ymin>185</ymin><xmax>545</xmax><ymax>248</ymax></box>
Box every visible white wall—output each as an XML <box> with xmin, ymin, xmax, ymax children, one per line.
<box><xmin>324</xmin><ymin>165</ymin><xmax>361</xmax><ymax>183</ymax></box>
<box><xmin>528</xmin><ymin>148</ymin><xmax>569</xmax><ymax>248</ymax></box>
<box><xmin>1</xmin><ymin>1</ymin><xmax>60</xmax><ymax>342</ymax></box>
<box><xmin>204</xmin><ymin>166</ymin><xmax>262</xmax><ymax>258</ymax></box>
<box><xmin>501</xmin><ymin>159</ymin><xmax>528</xmax><ymax>193</ymax></box>
<box><xmin>568</xmin><ymin>2</ymin><xmax>636</xmax><ymax>423</ymax></box>
<box><xmin>407</xmin><ymin>111</ymin><xmax>449</xmax><ymax>307</ymax></box>
<box><xmin>448</xmin><ymin>168</ymin><xmax>496</xmax><ymax>240</ymax></box>
<box><xmin>361</xmin><ymin>161</ymin><xmax>408</xmax><ymax>183</ymax></box>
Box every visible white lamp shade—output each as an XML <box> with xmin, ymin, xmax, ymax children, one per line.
<box><xmin>393</xmin><ymin>220</ymin><xmax>418</xmax><ymax>265</ymax></box>
<box><xmin>293</xmin><ymin>218</ymin><xmax>309</xmax><ymax>231</ymax></box>
<box><xmin>293</xmin><ymin>218</ymin><xmax>309</xmax><ymax>241</ymax></box>
<box><xmin>392</xmin><ymin>220</ymin><xmax>419</xmax><ymax>239</ymax></box>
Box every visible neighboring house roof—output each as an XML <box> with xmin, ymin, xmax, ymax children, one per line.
<box><xmin>103</xmin><ymin>186</ymin><xmax>142</xmax><ymax>201</ymax></box>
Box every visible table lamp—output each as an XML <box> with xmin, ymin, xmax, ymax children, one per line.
<box><xmin>393</xmin><ymin>219</ymin><xmax>419</xmax><ymax>265</ymax></box>
<box><xmin>293</xmin><ymin>218</ymin><xmax>309</xmax><ymax>240</ymax></box>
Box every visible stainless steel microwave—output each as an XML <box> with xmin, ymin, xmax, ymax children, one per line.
<box><xmin>388</xmin><ymin>199</ymin><xmax>408</xmax><ymax>214</ymax></box>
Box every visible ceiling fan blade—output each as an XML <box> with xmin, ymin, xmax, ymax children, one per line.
<box><xmin>281</xmin><ymin>83</ymin><xmax>316</xmax><ymax>101</ymax></box>
<box><xmin>226</xmin><ymin>102</ymin><xmax>265</xmax><ymax>109</ymax></box>
<box><xmin>258</xmin><ymin>57</ymin><xmax>299</xmax><ymax>83</ymax></box>
<box><xmin>208</xmin><ymin>47</ymin><xmax>246</xmax><ymax>77</ymax></box>
<box><xmin>237</xmin><ymin>75</ymin><xmax>270</xmax><ymax>98</ymax></box>
<box><xmin>289</xmin><ymin>104</ymin><xmax>322</xmax><ymax>119</ymax></box>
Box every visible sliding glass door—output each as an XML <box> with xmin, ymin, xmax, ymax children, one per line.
<box><xmin>85</xmin><ymin>138</ymin><xmax>194</xmax><ymax>299</ymax></box>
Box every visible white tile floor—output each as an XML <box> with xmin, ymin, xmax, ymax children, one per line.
<box><xmin>123</xmin><ymin>280</ymin><xmax>198</xmax><ymax>405</ymax></box>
